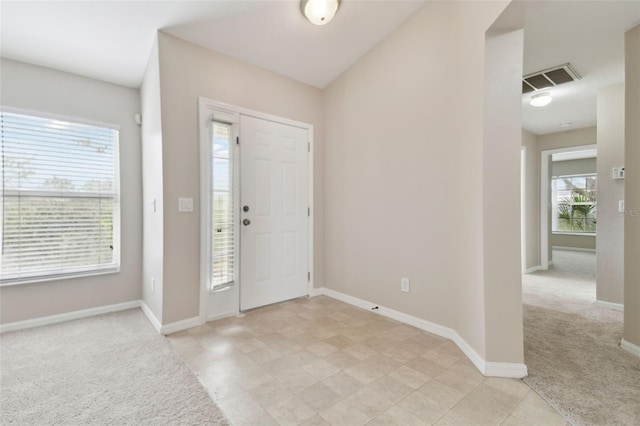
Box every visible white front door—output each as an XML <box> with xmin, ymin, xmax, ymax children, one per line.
<box><xmin>239</xmin><ymin>115</ymin><xmax>309</xmax><ymax>311</ymax></box>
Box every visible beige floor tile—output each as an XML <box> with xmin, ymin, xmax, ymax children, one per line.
<box><xmin>339</xmin><ymin>325</ymin><xmax>372</xmax><ymax>341</ymax></box>
<box><xmin>446</xmin><ymin>382</ymin><xmax>523</xmax><ymax>426</ymax></box>
<box><xmin>321</xmin><ymin>371</ymin><xmax>365</xmax><ymax>397</ymax></box>
<box><xmin>509</xmin><ymin>391</ymin><xmax>567</xmax><ymax>426</ymax></box>
<box><xmin>389</xmin><ymin>365</ymin><xmax>431</xmax><ymax>389</ymax></box>
<box><xmin>500</xmin><ymin>414</ymin><xmax>533</xmax><ymax>426</ymax></box>
<box><xmin>417</xmin><ymin>378</ymin><xmax>466</xmax><ymax>409</ymax></box>
<box><xmin>250</xmin><ymin>379</ymin><xmax>295</xmax><ymax>409</ymax></box>
<box><xmin>166</xmin><ymin>332</ymin><xmax>200</xmax><ymax>350</ymax></box>
<box><xmin>324</xmin><ymin>350</ymin><xmax>360</xmax><ymax>370</ymax></box>
<box><xmin>216</xmin><ymin>391</ymin><xmax>265</xmax><ymax>424</ymax></box>
<box><xmin>434</xmin><ymin>368</ymin><xmax>483</xmax><ymax>395</ymax></box>
<box><xmin>198</xmin><ymin>371</ymin><xmax>245</xmax><ymax>402</ymax></box>
<box><xmin>367</xmin><ymin>405</ymin><xmax>428</xmax><ymax>426</ymax></box>
<box><xmin>405</xmin><ymin>355</ymin><xmax>445</xmax><ymax>379</ymax></box>
<box><xmin>299</xmin><ymin>415</ymin><xmax>331</xmax><ymax>426</ymax></box>
<box><xmin>366</xmin><ymin>375</ymin><xmax>414</xmax><ymax>403</ymax></box>
<box><xmin>483</xmin><ymin>378</ymin><xmax>530</xmax><ymax>400</ymax></box>
<box><xmin>342</xmin><ymin>342</ymin><xmax>378</xmax><ymax>360</ymax></box>
<box><xmin>297</xmin><ymin>382</ymin><xmax>342</xmax><ymax>412</ymax></box>
<box><xmin>276</xmin><ymin>366</ymin><xmax>320</xmax><ymax>394</ymax></box>
<box><xmin>397</xmin><ymin>390</ymin><xmax>451</xmax><ymax>424</ymax></box>
<box><xmin>307</xmin><ymin>341</ymin><xmax>340</xmax><ymax>357</ymax></box>
<box><xmin>318</xmin><ymin>400</ymin><xmax>371</xmax><ymax>426</ymax></box>
<box><xmin>247</xmin><ymin>346</ymin><xmax>284</xmax><ymax>365</ymax></box>
<box><xmin>435</xmin><ymin>410</ymin><xmax>482</xmax><ymax>425</ymax></box>
<box><xmin>322</xmin><ymin>334</ymin><xmax>356</xmax><ymax>349</ymax></box>
<box><xmin>379</xmin><ymin>345</ymin><xmax>420</xmax><ymax>364</ymax></box>
<box><xmin>344</xmin><ymin>360</ymin><xmax>387</xmax><ymax>384</ymax></box>
<box><xmin>347</xmin><ymin>386</ymin><xmax>396</xmax><ymax>418</ymax></box>
<box><xmin>267</xmin><ymin>396</ymin><xmax>316</xmax><ymax>426</ymax></box>
<box><xmin>234</xmin><ymin>336</ymin><xmax>269</xmax><ymax>353</ymax></box>
<box><xmin>302</xmin><ymin>359</ymin><xmax>341</xmax><ymax>380</ymax></box>
<box><xmin>233</xmin><ymin>409</ymin><xmax>280</xmax><ymax>426</ymax></box>
<box><xmin>234</xmin><ymin>364</ymin><xmax>274</xmax><ymax>391</ymax></box>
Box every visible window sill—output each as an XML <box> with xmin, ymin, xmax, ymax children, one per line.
<box><xmin>552</xmin><ymin>232</ymin><xmax>596</xmax><ymax>237</ymax></box>
<box><xmin>0</xmin><ymin>267</ymin><xmax>120</xmax><ymax>287</ymax></box>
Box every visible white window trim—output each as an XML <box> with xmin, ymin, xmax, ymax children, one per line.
<box><xmin>0</xmin><ymin>108</ymin><xmax>121</xmax><ymax>286</ymax></box>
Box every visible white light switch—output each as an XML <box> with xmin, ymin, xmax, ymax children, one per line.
<box><xmin>619</xmin><ymin>200</ymin><xmax>625</xmax><ymax>213</ymax></box>
<box><xmin>178</xmin><ymin>198</ymin><xmax>194</xmax><ymax>213</ymax></box>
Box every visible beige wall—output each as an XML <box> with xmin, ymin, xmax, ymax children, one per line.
<box><xmin>624</xmin><ymin>25</ymin><xmax>640</xmax><ymax>347</ymax></box>
<box><xmin>156</xmin><ymin>32</ymin><xmax>324</xmax><ymax>323</ymax></box>
<box><xmin>551</xmin><ymin>234</ymin><xmax>596</xmax><ymax>250</ymax></box>
<box><xmin>482</xmin><ymin>27</ymin><xmax>525</xmax><ymax>363</ymax></box>
<box><xmin>597</xmin><ymin>84</ymin><xmax>625</xmax><ymax>305</ymax></box>
<box><xmin>538</xmin><ymin>127</ymin><xmax>597</xmax><ymax>151</ymax></box>
<box><xmin>0</xmin><ymin>59</ymin><xmax>142</xmax><ymax>323</ymax></box>
<box><xmin>323</xmin><ymin>0</ymin><xmax>522</xmax><ymax>364</ymax></box>
<box><xmin>522</xmin><ymin>130</ymin><xmax>540</xmax><ymax>269</ymax></box>
<box><xmin>140</xmin><ymin>38</ymin><xmax>165</xmax><ymax>321</ymax></box>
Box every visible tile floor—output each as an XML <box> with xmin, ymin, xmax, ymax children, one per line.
<box><xmin>167</xmin><ymin>296</ymin><xmax>567</xmax><ymax>426</ymax></box>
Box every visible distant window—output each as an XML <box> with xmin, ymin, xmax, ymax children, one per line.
<box><xmin>551</xmin><ymin>173</ymin><xmax>597</xmax><ymax>234</ymax></box>
<box><xmin>1</xmin><ymin>111</ymin><xmax>120</xmax><ymax>284</ymax></box>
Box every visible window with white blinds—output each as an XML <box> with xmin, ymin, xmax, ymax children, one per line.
<box><xmin>210</xmin><ymin>121</ymin><xmax>235</xmax><ymax>291</ymax></box>
<box><xmin>0</xmin><ymin>111</ymin><xmax>120</xmax><ymax>284</ymax></box>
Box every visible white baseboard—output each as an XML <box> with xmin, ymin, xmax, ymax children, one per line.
<box><xmin>316</xmin><ymin>287</ymin><xmax>527</xmax><ymax>378</ymax></box>
<box><xmin>594</xmin><ymin>300</ymin><xmax>624</xmax><ymax>312</ymax></box>
<box><xmin>139</xmin><ymin>300</ymin><xmax>162</xmax><ymax>333</ymax></box>
<box><xmin>206</xmin><ymin>311</ymin><xmax>238</xmax><ymax>322</ymax></box>
<box><xmin>160</xmin><ymin>316</ymin><xmax>202</xmax><ymax>335</ymax></box>
<box><xmin>309</xmin><ymin>287</ymin><xmax>324</xmax><ymax>297</ymax></box>
<box><xmin>1</xmin><ymin>299</ymin><xmax>206</xmax><ymax>337</ymax></box>
<box><xmin>621</xmin><ymin>339</ymin><xmax>640</xmax><ymax>358</ymax></box>
<box><xmin>552</xmin><ymin>246</ymin><xmax>596</xmax><ymax>253</ymax></box>
<box><xmin>0</xmin><ymin>300</ymin><xmax>140</xmax><ymax>334</ymax></box>
<box><xmin>525</xmin><ymin>265</ymin><xmax>541</xmax><ymax>273</ymax></box>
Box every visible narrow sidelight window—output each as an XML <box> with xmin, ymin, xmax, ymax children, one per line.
<box><xmin>210</xmin><ymin>121</ymin><xmax>234</xmax><ymax>291</ymax></box>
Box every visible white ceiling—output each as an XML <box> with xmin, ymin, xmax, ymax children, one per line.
<box><xmin>521</xmin><ymin>1</ymin><xmax>640</xmax><ymax>135</ymax></box>
<box><xmin>2</xmin><ymin>0</ymin><xmax>638</xmax><ymax>136</ymax></box>
<box><xmin>0</xmin><ymin>0</ymin><xmax>425</xmax><ymax>89</ymax></box>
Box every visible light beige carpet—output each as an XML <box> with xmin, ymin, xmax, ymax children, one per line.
<box><xmin>523</xmin><ymin>250</ymin><xmax>640</xmax><ymax>426</ymax></box>
<box><xmin>0</xmin><ymin>309</ymin><xmax>229</xmax><ymax>425</ymax></box>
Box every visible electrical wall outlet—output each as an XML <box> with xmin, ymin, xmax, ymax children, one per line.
<box><xmin>401</xmin><ymin>278</ymin><xmax>410</xmax><ymax>293</ymax></box>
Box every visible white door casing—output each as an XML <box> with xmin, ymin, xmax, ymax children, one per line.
<box><xmin>239</xmin><ymin>115</ymin><xmax>309</xmax><ymax>311</ymax></box>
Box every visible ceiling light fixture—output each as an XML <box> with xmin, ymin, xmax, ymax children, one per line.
<box><xmin>530</xmin><ymin>92</ymin><xmax>552</xmax><ymax>107</ymax></box>
<box><xmin>301</xmin><ymin>0</ymin><xmax>340</xmax><ymax>26</ymax></box>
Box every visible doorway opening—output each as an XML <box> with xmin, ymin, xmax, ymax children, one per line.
<box><xmin>198</xmin><ymin>98</ymin><xmax>314</xmax><ymax>323</ymax></box>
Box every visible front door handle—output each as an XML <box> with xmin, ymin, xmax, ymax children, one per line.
<box><xmin>243</xmin><ymin>219</ymin><xmax>251</xmax><ymax>226</ymax></box>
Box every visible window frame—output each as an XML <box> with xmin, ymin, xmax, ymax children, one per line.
<box><xmin>0</xmin><ymin>107</ymin><xmax>121</xmax><ymax>286</ymax></box>
<box><xmin>551</xmin><ymin>172</ymin><xmax>597</xmax><ymax>236</ymax></box>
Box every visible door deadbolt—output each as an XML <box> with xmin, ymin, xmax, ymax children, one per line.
<box><xmin>243</xmin><ymin>219</ymin><xmax>251</xmax><ymax>226</ymax></box>
<box><xmin>243</xmin><ymin>206</ymin><xmax>250</xmax><ymax>212</ymax></box>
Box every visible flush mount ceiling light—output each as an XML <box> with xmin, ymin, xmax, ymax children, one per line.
<box><xmin>530</xmin><ymin>92</ymin><xmax>552</xmax><ymax>107</ymax></box>
<box><xmin>301</xmin><ymin>0</ymin><xmax>340</xmax><ymax>26</ymax></box>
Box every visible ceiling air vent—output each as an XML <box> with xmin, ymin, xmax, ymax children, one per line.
<box><xmin>522</xmin><ymin>63</ymin><xmax>581</xmax><ymax>93</ymax></box>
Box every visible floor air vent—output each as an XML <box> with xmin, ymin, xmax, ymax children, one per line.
<box><xmin>523</xmin><ymin>63</ymin><xmax>581</xmax><ymax>93</ymax></box>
